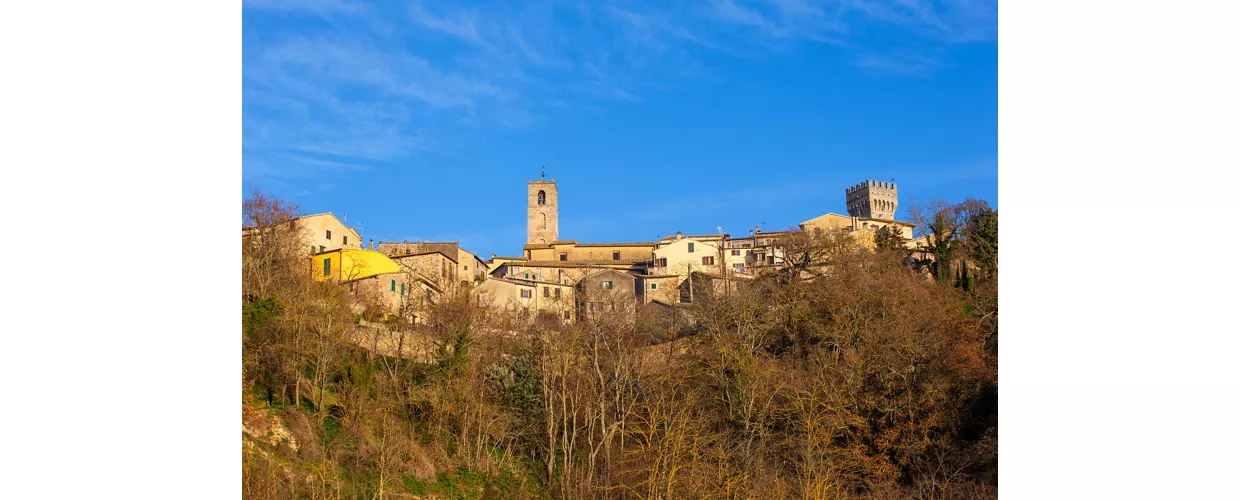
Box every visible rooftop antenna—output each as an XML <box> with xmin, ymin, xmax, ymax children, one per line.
<box><xmin>717</xmin><ymin>226</ymin><xmax>723</xmax><ymax>234</ymax></box>
<box><xmin>541</xmin><ymin>165</ymin><xmax>546</xmax><ymax>180</ymax></box>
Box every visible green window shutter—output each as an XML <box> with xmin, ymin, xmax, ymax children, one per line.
<box><xmin>319</xmin><ymin>245</ymin><xmax>325</xmax><ymax>253</ymax></box>
<box><xmin>401</xmin><ymin>283</ymin><xmax>405</xmax><ymax>296</ymax></box>
<box><xmin>323</xmin><ymin>258</ymin><xmax>331</xmax><ymax>276</ymax></box>
<box><xmin>391</xmin><ymin>280</ymin><xmax>396</xmax><ymax>292</ymax></box>
<box><xmin>688</xmin><ymin>242</ymin><xmax>695</xmax><ymax>253</ymax></box>
<box><xmin>348</xmin><ymin>282</ymin><xmax>354</xmax><ymax>292</ymax></box>
<box><xmin>311</xmin><ymin>245</ymin><xmax>316</xmax><ymax>253</ymax></box>
<box><xmin>651</xmin><ymin>283</ymin><xmax>657</xmax><ymax>290</ymax></box>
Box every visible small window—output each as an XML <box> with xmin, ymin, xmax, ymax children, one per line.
<box><xmin>734</xmin><ymin>264</ymin><xmax>745</xmax><ymax>273</ymax></box>
<box><xmin>560</xmin><ymin>253</ymin><xmax>567</xmax><ymax>261</ymax></box>
<box><xmin>768</xmin><ymin>256</ymin><xmax>775</xmax><ymax>265</ymax></box>
<box><xmin>731</xmin><ymin>249</ymin><xmax>740</xmax><ymax>256</ymax></box>
<box><xmin>521</xmin><ymin>289</ymin><xmax>531</xmax><ymax>298</ymax></box>
<box><xmin>326</xmin><ymin>230</ymin><xmax>332</xmax><ymax>240</ymax></box>
<box><xmin>613</xmin><ymin>251</ymin><xmax>620</xmax><ymax>261</ymax></box>
<box><xmin>554</xmin><ymin>288</ymin><xmax>561</xmax><ymax>299</ymax></box>
<box><xmin>702</xmin><ymin>256</ymin><xmax>715</xmax><ymax>265</ymax></box>
<box><xmin>688</xmin><ymin>242</ymin><xmax>695</xmax><ymax>253</ymax></box>
<box><xmin>563</xmin><ymin>311</ymin><xmax>571</xmax><ymax>319</ymax></box>
<box><xmin>464</xmin><ymin>265</ymin><xmax>469</xmax><ymax>271</ymax></box>
<box><xmin>348</xmin><ymin>282</ymin><xmax>354</xmax><ymax>292</ymax></box>
<box><xmin>319</xmin><ymin>245</ymin><xmax>325</xmax><ymax>253</ymax></box>
<box><xmin>537</xmin><ymin>190</ymin><xmax>546</xmax><ymax>205</ymax></box>
<box><xmin>601</xmin><ymin>280</ymin><xmax>613</xmax><ymax>290</ymax></box>
<box><xmin>543</xmin><ymin>287</ymin><xmax>550</xmax><ymax>298</ymax></box>
<box><xmin>525</xmin><ymin>273</ymin><xmax>530</xmax><ymax>280</ymax></box>
<box><xmin>651</xmin><ymin>283</ymin><xmax>657</xmax><ymax>290</ymax></box>
<box><xmin>343</xmin><ymin>235</ymin><xmax>348</xmax><ymax>246</ymax></box>
<box><xmin>400</xmin><ymin>283</ymin><xmax>405</xmax><ymax>296</ymax></box>
<box><xmin>390</xmin><ymin>280</ymin><xmax>396</xmax><ymax>292</ymax></box>
<box><xmin>322</xmin><ymin>258</ymin><xmax>331</xmax><ymax>276</ymax></box>
<box><xmin>311</xmin><ymin>245</ymin><xmax>316</xmax><ymax>254</ymax></box>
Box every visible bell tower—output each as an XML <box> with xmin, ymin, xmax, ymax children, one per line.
<box><xmin>528</xmin><ymin>170</ymin><xmax>558</xmax><ymax>244</ymax></box>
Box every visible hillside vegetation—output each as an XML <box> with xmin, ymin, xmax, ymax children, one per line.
<box><xmin>242</xmin><ymin>191</ymin><xmax>999</xmax><ymax>499</ymax></box>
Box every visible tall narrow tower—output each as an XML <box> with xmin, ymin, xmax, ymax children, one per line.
<box><xmin>528</xmin><ymin>173</ymin><xmax>558</xmax><ymax>244</ymax></box>
<box><xmin>846</xmin><ymin>180</ymin><xmax>899</xmax><ymax>220</ymax></box>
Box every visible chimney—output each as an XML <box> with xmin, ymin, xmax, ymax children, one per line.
<box><xmin>676</xmin><ymin>231</ymin><xmax>682</xmax><ymax>240</ymax></box>
<box><xmin>368</xmin><ymin>239</ymin><xmax>374</xmax><ymax>250</ymax></box>
<box><xmin>755</xmin><ymin>225</ymin><xmax>761</xmax><ymax>235</ymax></box>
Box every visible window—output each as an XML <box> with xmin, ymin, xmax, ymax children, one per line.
<box><xmin>343</xmin><ymin>235</ymin><xmax>348</xmax><ymax>246</ymax></box>
<box><xmin>400</xmin><ymin>283</ymin><xmax>405</xmax><ymax>296</ymax></box>
<box><xmin>560</xmin><ymin>253</ymin><xmax>567</xmax><ymax>261</ymax></box>
<box><xmin>731</xmin><ymin>249</ymin><xmax>740</xmax><ymax>256</ymax></box>
<box><xmin>326</xmin><ymin>230</ymin><xmax>331</xmax><ymax>240</ymax></box>
<box><xmin>554</xmin><ymin>288</ymin><xmax>561</xmax><ymax>299</ymax></box>
<box><xmin>311</xmin><ymin>245</ymin><xmax>316</xmax><ymax>254</ymax></box>
<box><xmin>768</xmin><ymin>256</ymin><xmax>775</xmax><ymax>265</ymax></box>
<box><xmin>521</xmin><ymin>289</ymin><xmax>532</xmax><ymax>298</ymax></box>
<box><xmin>348</xmin><ymin>282</ymin><xmax>354</xmax><ymax>292</ymax></box>
<box><xmin>537</xmin><ymin>190</ymin><xmax>546</xmax><ymax>205</ymax></box>
<box><xmin>601</xmin><ymin>280</ymin><xmax>613</xmax><ymax>290</ymax></box>
<box><xmin>563</xmin><ymin>311</ymin><xmax>571</xmax><ymax>319</ymax></box>
<box><xmin>702</xmin><ymin>256</ymin><xmax>715</xmax><ymax>265</ymax></box>
<box><xmin>322</xmin><ymin>258</ymin><xmax>331</xmax><ymax>276</ymax></box>
<box><xmin>613</xmin><ymin>251</ymin><xmax>620</xmax><ymax>261</ymax></box>
<box><xmin>688</xmin><ymin>242</ymin><xmax>695</xmax><ymax>253</ymax></box>
<box><xmin>319</xmin><ymin>245</ymin><xmax>325</xmax><ymax>253</ymax></box>
<box><xmin>525</xmin><ymin>273</ymin><xmax>530</xmax><ymax>280</ymax></box>
<box><xmin>390</xmin><ymin>280</ymin><xmax>396</xmax><ymax>292</ymax></box>
<box><xmin>656</xmin><ymin>258</ymin><xmax>667</xmax><ymax>267</ymax></box>
<box><xmin>651</xmin><ymin>283</ymin><xmax>658</xmax><ymax>290</ymax></box>
<box><xmin>543</xmin><ymin>287</ymin><xmax>550</xmax><ymax>298</ymax></box>
<box><xmin>734</xmin><ymin>264</ymin><xmax>745</xmax><ymax>273</ymax></box>
<box><xmin>461</xmin><ymin>280</ymin><xmax>469</xmax><ymax>288</ymax></box>
<box><xmin>464</xmin><ymin>265</ymin><xmax>469</xmax><ymax>271</ymax></box>
<box><xmin>523</xmin><ymin>307</ymin><xmax>530</xmax><ymax>316</ymax></box>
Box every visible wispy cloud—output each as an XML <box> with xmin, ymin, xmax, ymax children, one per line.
<box><xmin>243</xmin><ymin>0</ymin><xmax>995</xmax><ymax>184</ymax></box>
<box><xmin>854</xmin><ymin>48</ymin><xmax>943</xmax><ymax>75</ymax></box>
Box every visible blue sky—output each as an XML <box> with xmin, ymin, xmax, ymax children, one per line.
<box><xmin>242</xmin><ymin>0</ymin><xmax>996</xmax><ymax>258</ymax></box>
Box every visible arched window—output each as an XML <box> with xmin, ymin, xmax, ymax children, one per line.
<box><xmin>537</xmin><ymin>190</ymin><xmax>546</xmax><ymax>205</ymax></box>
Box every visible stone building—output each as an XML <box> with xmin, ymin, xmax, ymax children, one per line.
<box><xmin>478</xmin><ymin>277</ymin><xmax>577</xmax><ymax>322</ymax></box>
<box><xmin>528</xmin><ymin>175</ymin><xmax>558</xmax><ymax>245</ymax></box>
<box><xmin>846</xmin><ymin>180</ymin><xmax>899</xmax><ymax>220</ymax></box>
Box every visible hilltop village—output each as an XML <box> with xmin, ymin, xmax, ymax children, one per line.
<box><xmin>267</xmin><ymin>176</ymin><xmax>926</xmax><ymax>325</ymax></box>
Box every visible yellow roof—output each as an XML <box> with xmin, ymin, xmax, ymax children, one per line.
<box><xmin>312</xmin><ymin>249</ymin><xmax>402</xmax><ymax>282</ymax></box>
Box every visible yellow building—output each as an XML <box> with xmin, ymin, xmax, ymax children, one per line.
<box><xmin>798</xmin><ymin>213</ymin><xmax>917</xmax><ymax>250</ymax></box>
<box><xmin>523</xmin><ymin>240</ymin><xmax>655</xmax><ymax>264</ymax></box>
<box><xmin>242</xmin><ymin>212</ymin><xmax>363</xmax><ymax>255</ymax></box>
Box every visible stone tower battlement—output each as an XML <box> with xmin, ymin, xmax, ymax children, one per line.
<box><xmin>846</xmin><ymin>180</ymin><xmax>898</xmax><ymax>220</ymax></box>
<box><xmin>528</xmin><ymin>177</ymin><xmax>559</xmax><ymax>244</ymax></box>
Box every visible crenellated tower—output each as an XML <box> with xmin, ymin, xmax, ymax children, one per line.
<box><xmin>846</xmin><ymin>180</ymin><xmax>899</xmax><ymax>220</ymax></box>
